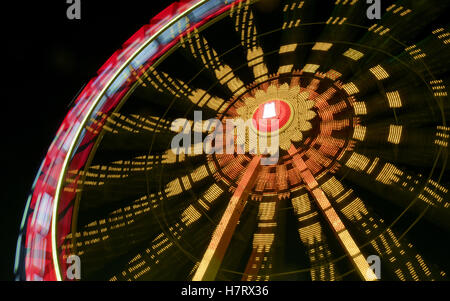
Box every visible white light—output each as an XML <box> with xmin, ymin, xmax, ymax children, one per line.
<box><xmin>262</xmin><ymin>102</ymin><xmax>276</xmax><ymax>119</ymax></box>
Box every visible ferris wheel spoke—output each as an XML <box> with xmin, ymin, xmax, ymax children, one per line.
<box><xmin>336</xmin><ymin>151</ymin><xmax>450</xmax><ymax>213</ymax></box>
<box><xmin>232</xmin><ymin>2</ymin><xmax>269</xmax><ymax>83</ymax></box>
<box><xmin>69</xmin><ymin>147</ymin><xmax>202</xmax><ymax>190</ymax></box>
<box><xmin>181</xmin><ymin>29</ymin><xmax>248</xmax><ymax>98</ymax></box>
<box><xmin>77</xmin><ymin>158</ymin><xmax>215</xmax><ymax>225</ymax></box>
<box><xmin>352</xmin><ymin>127</ymin><xmax>441</xmax><ymax>170</ymax></box>
<box><xmin>104</xmin><ymin>181</ymin><xmax>229</xmax><ymax>280</ymax></box>
<box><xmin>133</xmin><ymin>64</ymin><xmax>229</xmax><ymax>119</ymax></box>
<box><xmin>73</xmin><ymin>178</ymin><xmax>228</xmax><ymax>279</ymax></box>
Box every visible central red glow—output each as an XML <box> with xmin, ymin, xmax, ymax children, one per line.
<box><xmin>252</xmin><ymin>100</ymin><xmax>291</xmax><ymax>132</ymax></box>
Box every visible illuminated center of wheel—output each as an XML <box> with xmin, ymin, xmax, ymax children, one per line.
<box><xmin>252</xmin><ymin>100</ymin><xmax>292</xmax><ymax>133</ymax></box>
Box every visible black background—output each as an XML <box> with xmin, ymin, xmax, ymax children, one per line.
<box><xmin>2</xmin><ymin>0</ymin><xmax>171</xmax><ymax>281</ymax></box>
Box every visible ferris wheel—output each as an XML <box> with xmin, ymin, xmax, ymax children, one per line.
<box><xmin>15</xmin><ymin>0</ymin><xmax>450</xmax><ymax>281</ymax></box>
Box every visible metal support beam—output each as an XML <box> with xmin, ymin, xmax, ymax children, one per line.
<box><xmin>288</xmin><ymin>144</ymin><xmax>377</xmax><ymax>281</ymax></box>
<box><xmin>193</xmin><ymin>155</ymin><xmax>262</xmax><ymax>281</ymax></box>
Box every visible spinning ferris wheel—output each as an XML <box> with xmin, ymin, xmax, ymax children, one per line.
<box><xmin>15</xmin><ymin>0</ymin><xmax>450</xmax><ymax>281</ymax></box>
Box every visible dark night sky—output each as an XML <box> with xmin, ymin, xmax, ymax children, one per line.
<box><xmin>2</xmin><ymin>0</ymin><xmax>172</xmax><ymax>281</ymax></box>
